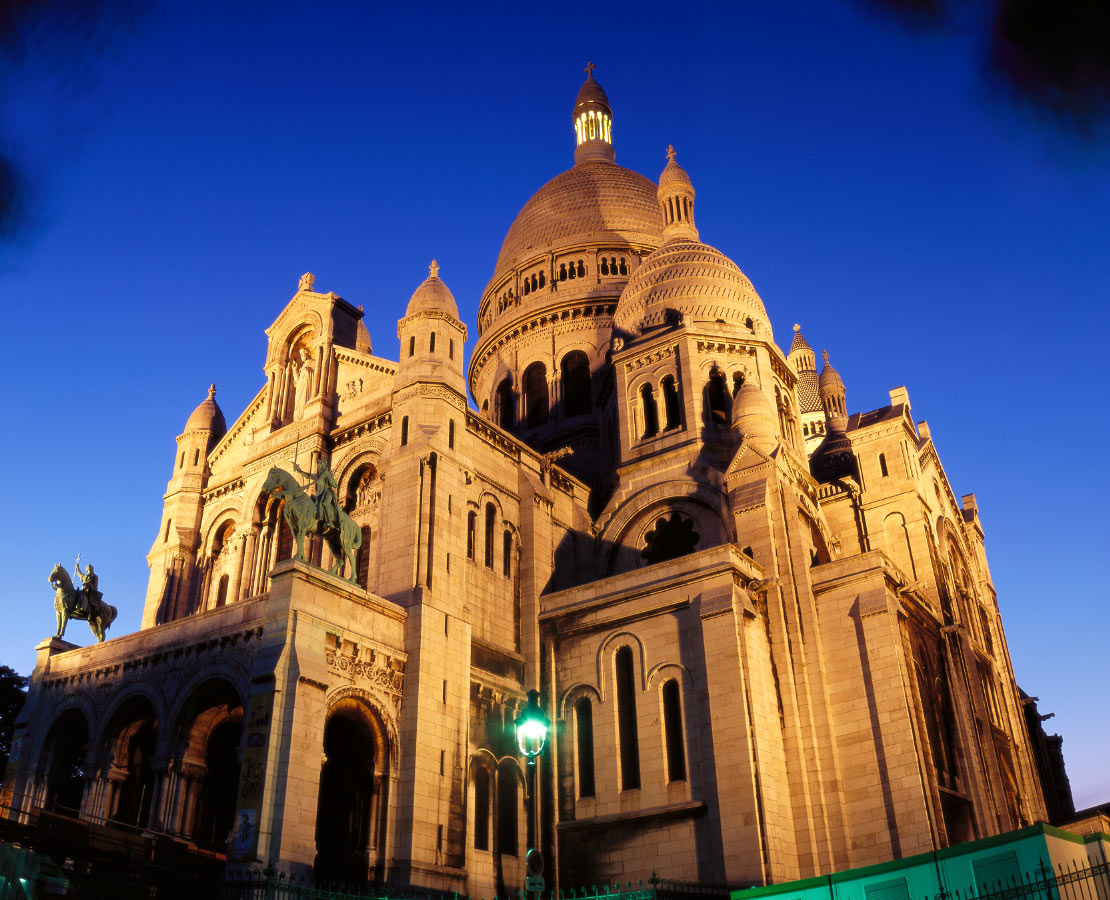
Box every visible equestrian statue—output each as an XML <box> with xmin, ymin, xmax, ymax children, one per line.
<box><xmin>49</xmin><ymin>555</ymin><xmax>118</xmax><ymax>642</ymax></box>
<box><xmin>261</xmin><ymin>456</ymin><xmax>362</xmax><ymax>584</ymax></box>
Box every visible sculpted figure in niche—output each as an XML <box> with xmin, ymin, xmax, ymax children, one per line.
<box><xmin>293</xmin><ymin>347</ymin><xmax>315</xmax><ymax>419</ymax></box>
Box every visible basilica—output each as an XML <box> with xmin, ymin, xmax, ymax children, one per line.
<box><xmin>3</xmin><ymin>69</ymin><xmax>1052</xmax><ymax>894</ymax></box>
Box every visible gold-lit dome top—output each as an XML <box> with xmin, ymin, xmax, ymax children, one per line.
<box><xmin>574</xmin><ymin>62</ymin><xmax>614</xmax><ymax>165</ymax></box>
<box><xmin>489</xmin><ymin>160</ymin><xmax>663</xmax><ymax>287</ymax></box>
<box><xmin>405</xmin><ymin>260</ymin><xmax>459</xmax><ymax>319</ymax></box>
<box><xmin>183</xmin><ymin>384</ymin><xmax>227</xmax><ymax>441</ymax></box>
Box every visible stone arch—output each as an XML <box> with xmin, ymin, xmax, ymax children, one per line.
<box><xmin>326</xmin><ymin>686</ymin><xmax>400</xmax><ymax>775</ymax></box>
<box><xmin>558</xmin><ymin>682</ymin><xmax>603</xmax><ymax>721</ymax></box>
<box><xmin>37</xmin><ymin>707</ymin><xmax>91</xmax><ymax>814</ymax></box>
<box><xmin>334</xmin><ymin>436</ymin><xmax>389</xmax><ymax>502</ymax></box>
<box><xmin>316</xmin><ymin>690</ymin><xmax>396</xmax><ymax>883</ymax></box>
<box><xmin>167</xmin><ymin>676</ymin><xmax>244</xmax><ymax>847</ymax></box>
<box><xmin>645</xmin><ymin>661</ymin><xmax>695</xmax><ymax>691</ymax></box>
<box><xmin>98</xmin><ymin>692</ymin><xmax>161</xmax><ymax>827</ymax></box>
<box><xmin>25</xmin><ymin>692</ymin><xmax>97</xmax><ymax>776</ymax></box>
<box><xmin>595</xmin><ymin>630</ymin><xmax>648</xmax><ymax>700</ymax></box>
<box><xmin>95</xmin><ymin>686</ymin><xmax>166</xmax><ymax>766</ymax></box>
<box><xmin>270</xmin><ymin>314</ymin><xmax>323</xmax><ymax>369</ymax></box>
<box><xmin>883</xmin><ymin>510</ymin><xmax>918</xmax><ymax>581</ymax></box>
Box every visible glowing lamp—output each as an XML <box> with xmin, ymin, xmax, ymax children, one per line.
<box><xmin>515</xmin><ymin>690</ymin><xmax>549</xmax><ymax>759</ymax></box>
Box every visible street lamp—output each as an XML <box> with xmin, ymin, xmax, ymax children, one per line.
<box><xmin>514</xmin><ymin>689</ymin><xmax>550</xmax><ymax>896</ymax></box>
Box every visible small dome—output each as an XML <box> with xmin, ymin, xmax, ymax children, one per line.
<box><xmin>731</xmin><ymin>380</ymin><xmax>777</xmax><ymax>454</ymax></box>
<box><xmin>658</xmin><ymin>151</ymin><xmax>693</xmax><ymax>191</ymax></box>
<box><xmin>574</xmin><ymin>72</ymin><xmax>610</xmax><ymax>116</ymax></box>
<box><xmin>613</xmin><ymin>239</ymin><xmax>770</xmax><ymax>335</ymax></box>
<box><xmin>819</xmin><ymin>350</ymin><xmax>844</xmax><ymax>391</ymax></box>
<box><xmin>184</xmin><ymin>384</ymin><xmax>227</xmax><ymax>441</ymax></box>
<box><xmin>810</xmin><ymin>431</ymin><xmax>858</xmax><ymax>483</ymax></box>
<box><xmin>406</xmin><ymin>260</ymin><xmax>459</xmax><ymax>319</ymax></box>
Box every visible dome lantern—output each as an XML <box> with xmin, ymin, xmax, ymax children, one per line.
<box><xmin>657</xmin><ymin>145</ymin><xmax>698</xmax><ymax>243</ymax></box>
<box><xmin>573</xmin><ymin>62</ymin><xmax>615</xmax><ymax>164</ymax></box>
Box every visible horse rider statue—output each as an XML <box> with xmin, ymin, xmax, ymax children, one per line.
<box><xmin>74</xmin><ymin>553</ymin><xmax>101</xmax><ymax>616</ymax></box>
<box><xmin>292</xmin><ymin>456</ymin><xmax>341</xmax><ymax>533</ymax></box>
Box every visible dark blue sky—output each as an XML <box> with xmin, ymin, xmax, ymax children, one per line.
<box><xmin>3</xmin><ymin>2</ymin><xmax>1107</xmax><ymax>808</ymax></box>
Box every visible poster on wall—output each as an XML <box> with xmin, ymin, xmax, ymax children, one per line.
<box><xmin>229</xmin><ymin>687</ymin><xmax>274</xmax><ymax>862</ymax></box>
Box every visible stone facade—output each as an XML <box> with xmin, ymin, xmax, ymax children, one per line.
<box><xmin>4</xmin><ymin>69</ymin><xmax>1050</xmax><ymax>894</ymax></box>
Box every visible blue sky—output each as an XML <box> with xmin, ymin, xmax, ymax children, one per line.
<box><xmin>2</xmin><ymin>2</ymin><xmax>1107</xmax><ymax>810</ymax></box>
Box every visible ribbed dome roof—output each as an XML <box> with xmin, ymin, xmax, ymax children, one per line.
<box><xmin>406</xmin><ymin>261</ymin><xmax>459</xmax><ymax>319</ymax></box>
<box><xmin>184</xmin><ymin>384</ymin><xmax>227</xmax><ymax>439</ymax></box>
<box><xmin>789</xmin><ymin>324</ymin><xmax>814</xmax><ymax>357</ymax></box>
<box><xmin>613</xmin><ymin>239</ymin><xmax>770</xmax><ymax>335</ymax></box>
<box><xmin>574</xmin><ymin>75</ymin><xmax>610</xmax><ymax>114</ymax></box>
<box><xmin>490</xmin><ymin>159</ymin><xmax>663</xmax><ymax>288</ymax></box>
<box><xmin>819</xmin><ymin>351</ymin><xmax>844</xmax><ymax>391</ymax></box>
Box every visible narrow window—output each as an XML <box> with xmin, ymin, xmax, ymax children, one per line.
<box><xmin>409</xmin><ymin>335</ymin><xmax>416</xmax><ymax>357</ymax></box>
<box><xmin>615</xmin><ymin>646</ymin><xmax>641</xmax><ymax>790</ymax></box>
<box><xmin>523</xmin><ymin>280</ymin><xmax>530</xmax><ymax>296</ymax></box>
<box><xmin>568</xmin><ymin>263</ymin><xmax>576</xmax><ymax>280</ymax></box>
<box><xmin>164</xmin><ymin>519</ymin><xmax>172</xmax><ymax>543</ymax></box>
<box><xmin>662</xmin><ymin>679</ymin><xmax>686</xmax><ymax>781</ymax></box>
<box><xmin>497</xmin><ymin>772</ymin><xmax>518</xmax><ymax>855</ymax></box>
<box><xmin>448</xmin><ymin>419</ymin><xmax>455</xmax><ymax>449</ymax></box>
<box><xmin>193</xmin><ymin>448</ymin><xmax>200</xmax><ymax>466</ymax></box>
<box><xmin>440</xmin><ymin>749</ymin><xmax>445</xmax><ymax>775</ymax></box>
<box><xmin>575</xmin><ymin>697</ymin><xmax>595</xmax><ymax>798</ymax></box>
<box><xmin>430</xmin><ymin>332</ymin><xmax>436</xmax><ymax>352</ymax></box>
<box><xmin>215</xmin><ymin>574</ymin><xmax>229</xmax><ymax>608</ymax></box>
<box><xmin>400</xmin><ymin>416</ymin><xmax>409</xmax><ymax>446</ymax></box>
<box><xmin>496</xmin><ymin>378</ymin><xmax>514</xmax><ymax>430</ymax></box>
<box><xmin>442</xmin><ymin>679</ymin><xmax>447</xmax><ymax>704</ymax></box>
<box><xmin>502</xmin><ymin>529</ymin><xmax>512</xmax><ymax>577</ymax></box>
<box><xmin>662</xmin><ymin>375</ymin><xmax>681</xmax><ymax>430</ymax></box>
<box><xmin>559</xmin><ymin>263</ymin><xmax>567</xmax><ymax>281</ymax></box>
<box><xmin>619</xmin><ymin>258</ymin><xmax>628</xmax><ymax>275</ymax></box>
<box><xmin>879</xmin><ymin>453</ymin><xmax>889</xmax><ymax>477</ymax></box>
<box><xmin>601</xmin><ymin>258</ymin><xmax>609</xmax><ymax>276</ymax></box>
<box><xmin>449</xmin><ymin>339</ymin><xmax>455</xmax><ymax>359</ymax></box>
<box><xmin>562</xmin><ymin>351</ymin><xmax>592</xmax><ymax>417</ymax></box>
<box><xmin>178</xmin><ymin>452</ymin><xmax>184</xmax><ymax>469</ymax></box>
<box><xmin>707</xmin><ymin>370</ymin><xmax>729</xmax><ymax>424</ymax></box>
<box><xmin>474</xmin><ymin>767</ymin><xmax>490</xmax><ymax>850</ymax></box>
<box><xmin>732</xmin><ymin>371</ymin><xmax>744</xmax><ymax>395</ymax></box>
<box><xmin>436</xmin><ymin>824</ymin><xmax>443</xmax><ymax>852</ymax></box>
<box><xmin>538</xmin><ymin>271</ymin><xmax>545</xmax><ymax>288</ymax></box>
<box><xmin>577</xmin><ymin>261</ymin><xmax>585</xmax><ymax>278</ymax></box>
<box><xmin>484</xmin><ymin>503</ymin><xmax>495</xmax><ymax>569</ymax></box>
<box><xmin>523</xmin><ymin>362</ymin><xmax>549</xmax><ymax>428</ymax></box>
<box><xmin>358</xmin><ymin>526</ymin><xmax>372</xmax><ymax>588</ymax></box>
<box><xmin>467</xmin><ymin>511</ymin><xmax>476</xmax><ymax>560</ymax></box>
<box><xmin>640</xmin><ymin>384</ymin><xmax>659</xmax><ymax>438</ymax></box>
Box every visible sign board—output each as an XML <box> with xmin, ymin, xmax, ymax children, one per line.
<box><xmin>230</xmin><ymin>687</ymin><xmax>274</xmax><ymax>861</ymax></box>
<box><xmin>525</xmin><ymin>876</ymin><xmax>545</xmax><ymax>892</ymax></box>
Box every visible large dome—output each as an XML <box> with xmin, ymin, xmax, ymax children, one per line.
<box><xmin>612</xmin><ymin>238</ymin><xmax>770</xmax><ymax>336</ymax></box>
<box><xmin>489</xmin><ymin>158</ymin><xmax>663</xmax><ymax>288</ymax></box>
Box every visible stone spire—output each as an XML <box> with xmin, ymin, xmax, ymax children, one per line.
<box><xmin>573</xmin><ymin>62</ymin><xmax>615</xmax><ymax>164</ymax></box>
<box><xmin>819</xmin><ymin>349</ymin><xmax>848</xmax><ymax>432</ymax></box>
<box><xmin>788</xmin><ymin>324</ymin><xmax>816</xmax><ymax>374</ymax></box>
<box><xmin>657</xmin><ymin>146</ymin><xmax>698</xmax><ymax>243</ymax></box>
<box><xmin>810</xmin><ymin>349</ymin><xmax>857</xmax><ymax>483</ymax></box>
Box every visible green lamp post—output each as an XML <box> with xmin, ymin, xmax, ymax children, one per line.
<box><xmin>514</xmin><ymin>689</ymin><xmax>550</xmax><ymax>893</ymax></box>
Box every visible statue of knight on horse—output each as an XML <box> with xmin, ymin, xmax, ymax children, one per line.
<box><xmin>261</xmin><ymin>453</ymin><xmax>362</xmax><ymax>584</ymax></box>
<box><xmin>49</xmin><ymin>554</ymin><xmax>118</xmax><ymax>642</ymax></box>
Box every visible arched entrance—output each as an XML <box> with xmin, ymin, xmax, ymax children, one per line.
<box><xmin>315</xmin><ymin>697</ymin><xmax>390</xmax><ymax>885</ymax></box>
<box><xmin>103</xmin><ymin>695</ymin><xmax>158</xmax><ymax>828</ymax></box>
<box><xmin>170</xmin><ymin>678</ymin><xmax>244</xmax><ymax>848</ymax></box>
<box><xmin>40</xmin><ymin>708</ymin><xmax>89</xmax><ymax>814</ymax></box>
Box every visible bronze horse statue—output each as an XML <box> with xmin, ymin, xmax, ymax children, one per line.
<box><xmin>49</xmin><ymin>563</ymin><xmax>118</xmax><ymax>642</ymax></box>
<box><xmin>261</xmin><ymin>466</ymin><xmax>362</xmax><ymax>583</ymax></box>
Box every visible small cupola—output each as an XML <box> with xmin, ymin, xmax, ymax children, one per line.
<box><xmin>818</xmin><ymin>350</ymin><xmax>848</xmax><ymax>432</ymax></box>
<box><xmin>657</xmin><ymin>146</ymin><xmax>698</xmax><ymax>243</ymax></box>
<box><xmin>396</xmin><ymin>261</ymin><xmax>467</xmax><ymax>393</ymax></box>
<box><xmin>573</xmin><ymin>62</ymin><xmax>615</xmax><ymax>164</ymax></box>
<box><xmin>788</xmin><ymin>324</ymin><xmax>816</xmax><ymax>374</ymax></box>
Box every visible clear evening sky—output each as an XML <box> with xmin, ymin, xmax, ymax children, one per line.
<box><xmin>2</xmin><ymin>3</ymin><xmax>1107</xmax><ymax>809</ymax></box>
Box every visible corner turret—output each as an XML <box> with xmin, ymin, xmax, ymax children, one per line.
<box><xmin>573</xmin><ymin>62</ymin><xmax>615</xmax><ymax>164</ymax></box>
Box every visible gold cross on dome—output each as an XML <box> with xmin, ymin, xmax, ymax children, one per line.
<box><xmin>585</xmin><ymin>61</ymin><xmax>596</xmax><ymax>79</ymax></box>
<box><xmin>666</xmin><ymin>144</ymin><xmax>676</xmax><ymax>164</ymax></box>
<box><xmin>429</xmin><ymin>260</ymin><xmax>440</xmax><ymax>278</ymax></box>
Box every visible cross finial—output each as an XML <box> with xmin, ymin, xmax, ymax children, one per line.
<box><xmin>793</xmin><ymin>323</ymin><xmax>801</xmax><ymax>332</ymax></box>
<box><xmin>208</xmin><ymin>383</ymin><xmax>216</xmax><ymax>399</ymax></box>
<box><xmin>429</xmin><ymin>259</ymin><xmax>440</xmax><ymax>279</ymax></box>
<box><xmin>585</xmin><ymin>60</ymin><xmax>596</xmax><ymax>79</ymax></box>
<box><xmin>666</xmin><ymin>144</ymin><xmax>676</xmax><ymax>164</ymax></box>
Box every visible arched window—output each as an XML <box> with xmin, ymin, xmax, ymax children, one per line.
<box><xmin>484</xmin><ymin>503</ymin><xmax>495</xmax><ymax>569</ymax></box>
<box><xmin>577</xmin><ymin>261</ymin><xmax>585</xmax><ymax>278</ymax></box>
<box><xmin>538</xmin><ymin>271</ymin><xmax>545</xmax><ymax>288</ymax></box>
<box><xmin>640</xmin><ymin>384</ymin><xmax>659</xmax><ymax>438</ymax></box>
<box><xmin>496</xmin><ymin>379</ymin><xmax>514</xmax><ymax>430</ymax></box>
<box><xmin>575</xmin><ymin>697</ymin><xmax>595</xmax><ymax>798</ymax></box>
<box><xmin>662</xmin><ymin>375</ymin><xmax>681</xmax><ymax>430</ymax></box>
<box><xmin>497</xmin><ymin>771</ymin><xmax>518</xmax><ymax>855</ymax></box>
<box><xmin>732</xmin><ymin>371</ymin><xmax>744</xmax><ymax>395</ymax></box>
<box><xmin>662</xmin><ymin>679</ymin><xmax>686</xmax><ymax>781</ymax></box>
<box><xmin>467</xmin><ymin>512</ymin><xmax>476</xmax><ymax>560</ymax></box>
<box><xmin>600</xmin><ymin>258</ymin><xmax>609</xmax><ymax>275</ymax></box>
<box><xmin>707</xmin><ymin>369</ymin><xmax>729</xmax><ymax>424</ymax></box>
<box><xmin>400</xmin><ymin>416</ymin><xmax>409</xmax><ymax>446</ymax></box>
<box><xmin>408</xmin><ymin>335</ymin><xmax>415</xmax><ymax>357</ymax></box>
<box><xmin>215</xmin><ymin>574</ymin><xmax>229</xmax><ymax>608</ymax></box>
<box><xmin>502</xmin><ymin>529</ymin><xmax>512</xmax><ymax>577</ymax></box>
<box><xmin>523</xmin><ymin>362</ymin><xmax>548</xmax><ymax>428</ymax></box>
<box><xmin>879</xmin><ymin>453</ymin><xmax>889</xmax><ymax>477</ymax></box>
<box><xmin>523</xmin><ymin>280</ymin><xmax>530</xmax><ymax>296</ymax></box>
<box><xmin>473</xmin><ymin>766</ymin><xmax>491</xmax><ymax>851</ymax></box>
<box><xmin>559</xmin><ymin>263</ymin><xmax>567</xmax><ymax>281</ymax></box>
<box><xmin>615</xmin><ymin>647</ymin><xmax>640</xmax><ymax>790</ymax></box>
<box><xmin>562</xmin><ymin>351</ymin><xmax>592</xmax><ymax>417</ymax></box>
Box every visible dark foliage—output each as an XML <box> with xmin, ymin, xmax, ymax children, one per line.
<box><xmin>0</xmin><ymin>664</ymin><xmax>28</xmax><ymax>781</ymax></box>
